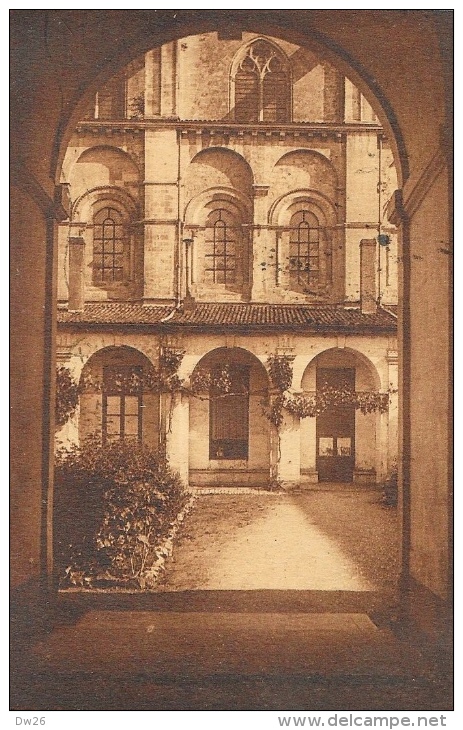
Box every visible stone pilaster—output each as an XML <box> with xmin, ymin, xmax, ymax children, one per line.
<box><xmin>68</xmin><ymin>237</ymin><xmax>85</xmax><ymax>312</ymax></box>
<box><xmin>165</xmin><ymin>390</ymin><xmax>190</xmax><ymax>486</ymax></box>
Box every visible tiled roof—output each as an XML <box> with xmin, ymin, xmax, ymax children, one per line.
<box><xmin>166</xmin><ymin>303</ymin><xmax>397</xmax><ymax>330</ymax></box>
<box><xmin>57</xmin><ymin>303</ymin><xmax>172</xmax><ymax>325</ymax></box>
<box><xmin>58</xmin><ymin>302</ymin><xmax>397</xmax><ymax>331</ymax></box>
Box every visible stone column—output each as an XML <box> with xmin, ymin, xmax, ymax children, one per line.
<box><xmin>144</xmin><ymin>48</ymin><xmax>161</xmax><ymax>117</ymax></box>
<box><xmin>143</xmin><ymin>128</ymin><xmax>179</xmax><ymax>302</ymax></box>
<box><xmin>276</xmin><ymin>409</ymin><xmax>301</xmax><ymax>489</ymax></box>
<box><xmin>165</xmin><ymin>390</ymin><xmax>190</xmax><ymax>486</ymax></box>
<box><xmin>387</xmin><ymin>348</ymin><xmax>399</xmax><ymax>475</ymax></box>
<box><xmin>160</xmin><ymin>42</ymin><xmax>177</xmax><ymax>117</ymax></box>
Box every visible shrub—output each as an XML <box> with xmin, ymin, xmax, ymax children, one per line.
<box><xmin>55</xmin><ymin>366</ymin><xmax>79</xmax><ymax>429</ymax></box>
<box><xmin>54</xmin><ymin>437</ymin><xmax>187</xmax><ymax>588</ymax></box>
<box><xmin>381</xmin><ymin>467</ymin><xmax>398</xmax><ymax>507</ymax></box>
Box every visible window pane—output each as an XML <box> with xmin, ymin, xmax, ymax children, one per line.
<box><xmin>124</xmin><ymin>415</ymin><xmax>139</xmax><ymax>437</ymax></box>
<box><xmin>337</xmin><ymin>437</ymin><xmax>352</xmax><ymax>456</ymax></box>
<box><xmin>319</xmin><ymin>437</ymin><xmax>334</xmax><ymax>456</ymax></box>
<box><xmin>124</xmin><ymin>396</ymin><xmax>139</xmax><ymax>416</ymax></box>
<box><xmin>106</xmin><ymin>396</ymin><xmax>121</xmax><ymax>415</ymax></box>
<box><xmin>106</xmin><ymin>415</ymin><xmax>121</xmax><ymax>436</ymax></box>
<box><xmin>234</xmin><ymin>70</ymin><xmax>259</xmax><ymax>123</ymax></box>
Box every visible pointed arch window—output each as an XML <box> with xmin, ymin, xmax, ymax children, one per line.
<box><xmin>93</xmin><ymin>206</ymin><xmax>128</xmax><ymax>284</ymax></box>
<box><xmin>233</xmin><ymin>40</ymin><xmax>290</xmax><ymax>123</ymax></box>
<box><xmin>289</xmin><ymin>210</ymin><xmax>321</xmax><ymax>290</ymax></box>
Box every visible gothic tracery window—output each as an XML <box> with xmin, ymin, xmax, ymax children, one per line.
<box><xmin>234</xmin><ymin>40</ymin><xmax>290</xmax><ymax>123</ymax></box>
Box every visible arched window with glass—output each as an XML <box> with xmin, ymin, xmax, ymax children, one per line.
<box><xmin>204</xmin><ymin>208</ymin><xmax>240</xmax><ymax>286</ymax></box>
<box><xmin>92</xmin><ymin>206</ymin><xmax>128</xmax><ymax>284</ymax></box>
<box><xmin>288</xmin><ymin>210</ymin><xmax>321</xmax><ymax>291</ymax></box>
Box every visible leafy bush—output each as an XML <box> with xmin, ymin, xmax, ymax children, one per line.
<box><xmin>381</xmin><ymin>466</ymin><xmax>398</xmax><ymax>507</ymax></box>
<box><xmin>54</xmin><ymin>437</ymin><xmax>187</xmax><ymax>588</ymax></box>
<box><xmin>55</xmin><ymin>366</ymin><xmax>80</xmax><ymax>429</ymax></box>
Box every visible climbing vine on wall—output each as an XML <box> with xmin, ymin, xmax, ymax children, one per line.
<box><xmin>78</xmin><ymin>348</ymin><xmax>185</xmax><ymax>396</ymax></box>
<box><xmin>267</xmin><ymin>353</ymin><xmax>293</xmax><ymax>392</ymax></box>
<box><xmin>58</xmin><ymin>350</ymin><xmax>391</xmax><ymax>434</ymax></box>
<box><xmin>263</xmin><ymin>353</ymin><xmax>391</xmax><ymax>428</ymax></box>
<box><xmin>56</xmin><ymin>366</ymin><xmax>80</xmax><ymax>429</ymax></box>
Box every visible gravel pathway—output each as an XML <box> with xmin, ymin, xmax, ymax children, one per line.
<box><xmin>160</xmin><ymin>488</ymin><xmax>399</xmax><ymax>592</ymax></box>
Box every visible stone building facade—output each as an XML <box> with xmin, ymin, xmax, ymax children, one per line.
<box><xmin>56</xmin><ymin>31</ymin><xmax>398</xmax><ymax>488</ymax></box>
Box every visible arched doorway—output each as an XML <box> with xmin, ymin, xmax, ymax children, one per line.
<box><xmin>189</xmin><ymin>347</ymin><xmax>270</xmax><ymax>487</ymax></box>
<box><xmin>300</xmin><ymin>348</ymin><xmax>387</xmax><ymax>484</ymax></box>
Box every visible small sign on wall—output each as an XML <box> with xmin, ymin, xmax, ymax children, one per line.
<box><xmin>319</xmin><ymin>437</ymin><xmax>334</xmax><ymax>456</ymax></box>
<box><xmin>337</xmin><ymin>437</ymin><xmax>352</xmax><ymax>456</ymax></box>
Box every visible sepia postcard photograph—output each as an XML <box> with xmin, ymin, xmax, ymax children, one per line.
<box><xmin>10</xmin><ymin>8</ymin><xmax>454</xmax><ymax>718</ymax></box>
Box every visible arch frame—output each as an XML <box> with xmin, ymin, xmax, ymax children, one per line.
<box><xmin>297</xmin><ymin>345</ymin><xmax>383</xmax><ymax>393</ymax></box>
<box><xmin>269</xmin><ymin>189</ymin><xmax>337</xmax><ymax>228</ymax></box>
<box><xmin>183</xmin><ymin>187</ymin><xmax>253</xmax><ymax>228</ymax></box>
<box><xmin>71</xmin><ymin>185</ymin><xmax>140</xmax><ymax>224</ymax></box>
<box><xmin>62</xmin><ymin>142</ymin><xmax>140</xmax><ymax>194</ymax></box>
<box><xmin>52</xmin><ymin>14</ymin><xmax>409</xmax><ymax>187</ymax></box>
<box><xmin>272</xmin><ymin>148</ymin><xmax>340</xmax><ymax>190</ymax></box>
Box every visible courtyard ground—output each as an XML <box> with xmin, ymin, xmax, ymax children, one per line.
<box><xmin>12</xmin><ymin>486</ymin><xmax>452</xmax><ymax>711</ymax></box>
<box><xmin>159</xmin><ymin>486</ymin><xmax>399</xmax><ymax>595</ymax></box>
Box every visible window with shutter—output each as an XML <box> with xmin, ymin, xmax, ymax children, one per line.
<box><xmin>234</xmin><ymin>69</ymin><xmax>259</xmax><ymax>123</ymax></box>
<box><xmin>204</xmin><ymin>208</ymin><xmax>240</xmax><ymax>285</ymax></box>
<box><xmin>96</xmin><ymin>72</ymin><xmax>126</xmax><ymax>119</ymax></box>
<box><xmin>209</xmin><ymin>366</ymin><xmax>250</xmax><ymax>460</ymax></box>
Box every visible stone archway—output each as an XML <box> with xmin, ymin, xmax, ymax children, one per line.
<box><xmin>300</xmin><ymin>347</ymin><xmax>390</xmax><ymax>484</ymax></box>
<box><xmin>188</xmin><ymin>347</ymin><xmax>271</xmax><ymax>487</ymax></box>
<box><xmin>10</xmin><ymin>11</ymin><xmax>452</xmax><ymax>645</ymax></box>
<box><xmin>78</xmin><ymin>345</ymin><xmax>159</xmax><ymax>449</ymax></box>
